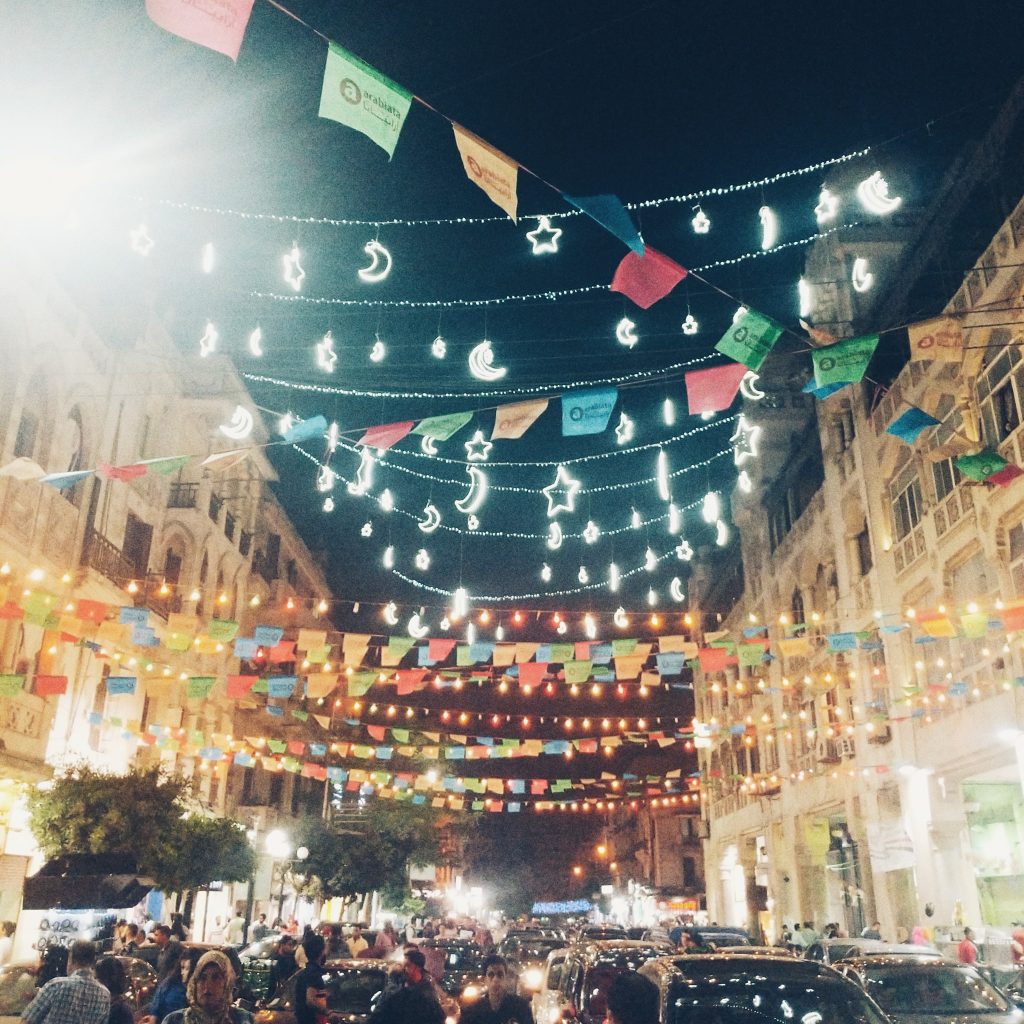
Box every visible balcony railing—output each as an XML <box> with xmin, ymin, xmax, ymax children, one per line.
<box><xmin>168</xmin><ymin>482</ymin><xmax>199</xmax><ymax>509</ymax></box>
<box><xmin>82</xmin><ymin>529</ymin><xmax>137</xmax><ymax>584</ymax></box>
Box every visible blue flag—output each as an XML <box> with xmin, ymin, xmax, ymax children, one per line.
<box><xmin>562</xmin><ymin>387</ymin><xmax>618</xmax><ymax>436</ymax></box>
<box><xmin>886</xmin><ymin>406</ymin><xmax>940</xmax><ymax>443</ymax></box>
<box><xmin>282</xmin><ymin>415</ymin><xmax>327</xmax><ymax>444</ymax></box>
<box><xmin>563</xmin><ymin>194</ymin><xmax>644</xmax><ymax>254</ymax></box>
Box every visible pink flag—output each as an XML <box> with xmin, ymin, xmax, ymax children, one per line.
<box><xmin>518</xmin><ymin>662</ymin><xmax>548</xmax><ymax>687</ymax></box>
<box><xmin>685</xmin><ymin>362</ymin><xmax>749</xmax><ymax>415</ymax></box>
<box><xmin>491</xmin><ymin>400</ymin><xmax>548</xmax><ymax>440</ymax></box>
<box><xmin>429</xmin><ymin>638</ymin><xmax>457</xmax><ymax>661</ymax></box>
<box><xmin>145</xmin><ymin>0</ymin><xmax>255</xmax><ymax>61</ymax></box>
<box><xmin>358</xmin><ymin>421</ymin><xmax>414</xmax><ymax>450</ymax></box>
<box><xmin>610</xmin><ymin>247</ymin><xmax>687</xmax><ymax>309</ymax></box>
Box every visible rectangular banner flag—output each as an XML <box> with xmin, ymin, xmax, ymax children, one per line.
<box><xmin>812</xmin><ymin>334</ymin><xmax>880</xmax><ymax>388</ymax></box>
<box><xmin>492</xmin><ymin>400</ymin><xmax>548</xmax><ymax>440</ymax></box>
<box><xmin>715</xmin><ymin>308</ymin><xmax>783</xmax><ymax>371</ymax></box>
<box><xmin>453</xmin><ymin>125</ymin><xmax>519</xmax><ymax>221</ymax></box>
<box><xmin>145</xmin><ymin>0</ymin><xmax>255</xmax><ymax>61</ymax></box>
<box><xmin>562</xmin><ymin>387</ymin><xmax>617</xmax><ymax>436</ymax></box>
<box><xmin>685</xmin><ymin>362</ymin><xmax>749</xmax><ymax>415</ymax></box>
<box><xmin>610</xmin><ymin>247</ymin><xmax>687</xmax><ymax>309</ymax></box>
<box><xmin>908</xmin><ymin>316</ymin><xmax>963</xmax><ymax>362</ymax></box>
<box><xmin>319</xmin><ymin>42</ymin><xmax>412</xmax><ymax>158</ymax></box>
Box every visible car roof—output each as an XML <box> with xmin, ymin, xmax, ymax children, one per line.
<box><xmin>837</xmin><ymin>955</ymin><xmax>966</xmax><ymax>969</ymax></box>
<box><xmin>642</xmin><ymin>952</ymin><xmax>846</xmax><ymax>983</ymax></box>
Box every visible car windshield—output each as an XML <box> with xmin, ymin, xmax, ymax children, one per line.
<box><xmin>666</xmin><ymin>968</ymin><xmax>888</xmax><ymax>1024</ymax></box>
<box><xmin>513</xmin><ymin>941</ymin><xmax>563</xmax><ymax>960</ymax></box>
<box><xmin>439</xmin><ymin>946</ymin><xmax>479</xmax><ymax>969</ymax></box>
<box><xmin>325</xmin><ymin>968</ymin><xmax>388</xmax><ymax>1014</ymax></box>
<box><xmin>859</xmin><ymin>965</ymin><xmax>1012</xmax><ymax>1014</ymax></box>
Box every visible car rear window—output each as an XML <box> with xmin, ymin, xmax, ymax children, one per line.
<box><xmin>666</xmin><ymin>969</ymin><xmax>887</xmax><ymax>1024</ymax></box>
<box><xmin>326</xmin><ymin>968</ymin><xmax>387</xmax><ymax>1014</ymax></box>
<box><xmin>858</xmin><ymin>965</ymin><xmax>1012</xmax><ymax>1015</ymax></box>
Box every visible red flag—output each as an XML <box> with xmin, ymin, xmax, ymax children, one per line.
<box><xmin>518</xmin><ymin>662</ymin><xmax>548</xmax><ymax>687</ymax></box>
<box><xmin>97</xmin><ymin>462</ymin><xmax>146</xmax><ymax>481</ymax></box>
<box><xmin>989</xmin><ymin>464</ymin><xmax>1024</xmax><ymax>487</ymax></box>
<box><xmin>428</xmin><ymin>638</ymin><xmax>456</xmax><ymax>662</ymax></box>
<box><xmin>268</xmin><ymin>641</ymin><xmax>296</xmax><ymax>664</ymax></box>
<box><xmin>395</xmin><ymin>669</ymin><xmax>427</xmax><ymax>695</ymax></box>
<box><xmin>358</xmin><ymin>422</ymin><xmax>414</xmax><ymax>450</ymax></box>
<box><xmin>287</xmin><ymin>740</ymin><xmax>305</xmax><ymax>755</ymax></box>
<box><xmin>145</xmin><ymin>0</ymin><xmax>255</xmax><ymax>61</ymax></box>
<box><xmin>367</xmin><ymin>725</ymin><xmax>387</xmax><ymax>742</ymax></box>
<box><xmin>0</xmin><ymin>603</ymin><xmax>23</xmax><ymax>620</ymax></box>
<box><xmin>35</xmin><ymin>675</ymin><xmax>68</xmax><ymax>696</ymax></box>
<box><xmin>75</xmin><ymin>599</ymin><xmax>108</xmax><ymax>624</ymax></box>
<box><xmin>610</xmin><ymin>247</ymin><xmax>687</xmax><ymax>309</ymax></box>
<box><xmin>226</xmin><ymin>674</ymin><xmax>257</xmax><ymax>698</ymax></box>
<box><xmin>685</xmin><ymin>362</ymin><xmax>749</xmax><ymax>415</ymax></box>
<box><xmin>698</xmin><ymin>647</ymin><xmax>729</xmax><ymax>672</ymax></box>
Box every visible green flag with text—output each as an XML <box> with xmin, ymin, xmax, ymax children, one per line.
<box><xmin>812</xmin><ymin>334</ymin><xmax>880</xmax><ymax>387</ymax></box>
<box><xmin>714</xmin><ymin>308</ymin><xmax>783</xmax><ymax>371</ymax></box>
<box><xmin>319</xmin><ymin>43</ymin><xmax>412</xmax><ymax>158</ymax></box>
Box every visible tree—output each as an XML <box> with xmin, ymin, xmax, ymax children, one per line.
<box><xmin>147</xmin><ymin>815</ymin><xmax>256</xmax><ymax>896</ymax></box>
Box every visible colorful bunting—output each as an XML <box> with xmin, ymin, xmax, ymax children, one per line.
<box><xmin>609</xmin><ymin>246</ymin><xmax>687</xmax><ymax>309</ymax></box>
<box><xmin>453</xmin><ymin>124</ymin><xmax>519</xmax><ymax>221</ymax></box>
<box><xmin>954</xmin><ymin>449</ymin><xmax>1010</xmax><ymax>482</ymax></box>
<box><xmin>908</xmin><ymin>316</ymin><xmax>962</xmax><ymax>362</ymax></box>
<box><xmin>144</xmin><ymin>0</ymin><xmax>255</xmax><ymax>61</ymax></box>
<box><xmin>358</xmin><ymin>421</ymin><xmax>415</xmax><ymax>450</ymax></box>
<box><xmin>715</xmin><ymin>308</ymin><xmax>783</xmax><ymax>371</ymax></box>
<box><xmin>563</xmin><ymin>194</ymin><xmax>644</xmax><ymax>254</ymax></box>
<box><xmin>812</xmin><ymin>334</ymin><xmax>880</xmax><ymax>387</ymax></box>
<box><xmin>561</xmin><ymin>387</ymin><xmax>618</xmax><ymax>436</ymax></box>
<box><xmin>684</xmin><ymin>362</ymin><xmax>749</xmax><ymax>415</ymax></box>
<box><xmin>412</xmin><ymin>412</ymin><xmax>473</xmax><ymax>441</ymax></box>
<box><xmin>491</xmin><ymin>400</ymin><xmax>549</xmax><ymax>440</ymax></box>
<box><xmin>886</xmin><ymin>406</ymin><xmax>941</xmax><ymax>444</ymax></box>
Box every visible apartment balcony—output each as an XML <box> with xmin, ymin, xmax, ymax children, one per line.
<box><xmin>81</xmin><ymin>528</ymin><xmax>138</xmax><ymax>585</ymax></box>
<box><xmin>167</xmin><ymin>482</ymin><xmax>200</xmax><ymax>509</ymax></box>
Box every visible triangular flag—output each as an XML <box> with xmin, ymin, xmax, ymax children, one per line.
<box><xmin>609</xmin><ymin>247</ymin><xmax>686</xmax><ymax>309</ymax></box>
<box><xmin>886</xmin><ymin>407</ymin><xmax>941</xmax><ymax>444</ymax></box>
<box><xmin>40</xmin><ymin>470</ymin><xmax>92</xmax><ymax>490</ymax></box>
<box><xmin>141</xmin><ymin>455</ymin><xmax>191</xmax><ymax>476</ymax></box>
<box><xmin>413</xmin><ymin>412</ymin><xmax>472</xmax><ymax>441</ymax></box>
<box><xmin>563</xmin><ymin>194</ymin><xmax>644</xmax><ymax>254</ymax></box>
<box><xmin>453</xmin><ymin>124</ymin><xmax>518</xmax><ymax>221</ymax></box>
<box><xmin>561</xmin><ymin>388</ymin><xmax>618</xmax><ymax>436</ymax></box>
<box><xmin>812</xmin><ymin>334</ymin><xmax>880</xmax><ymax>387</ymax></box>
<box><xmin>145</xmin><ymin>0</ymin><xmax>254</xmax><ymax>60</ymax></box>
<box><xmin>358</xmin><ymin>422</ymin><xmax>414</xmax><ymax>450</ymax></box>
<box><xmin>715</xmin><ymin>309</ymin><xmax>783</xmax><ymax>371</ymax></box>
<box><xmin>492</xmin><ymin>400</ymin><xmax>548</xmax><ymax>440</ymax></box>
<box><xmin>318</xmin><ymin>42</ymin><xmax>412</xmax><ymax>158</ymax></box>
<box><xmin>282</xmin><ymin>415</ymin><xmax>327</xmax><ymax>445</ymax></box>
<box><xmin>954</xmin><ymin>449</ymin><xmax>1009</xmax><ymax>482</ymax></box>
<box><xmin>685</xmin><ymin>362</ymin><xmax>749</xmax><ymax>415</ymax></box>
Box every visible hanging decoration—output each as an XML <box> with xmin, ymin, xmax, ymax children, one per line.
<box><xmin>382</xmin><ymin>545</ymin><xmax>395</xmax><ymax>568</ymax></box>
<box><xmin>856</xmin><ymin>171</ymin><xmax>902</xmax><ymax>214</ymax></box>
<box><xmin>681</xmin><ymin>313</ymin><xmax>699</xmax><ymax>335</ymax></box>
<box><xmin>670</xmin><ymin>577</ymin><xmax>685</xmax><ymax>602</ymax></box>
<box><xmin>546</xmin><ymin>523</ymin><xmax>564</xmax><ymax>550</ymax></box>
<box><xmin>541</xmin><ymin>563</ymin><xmax>552</xmax><ymax>582</ymax></box>
<box><xmin>563</xmin><ymin>193</ymin><xmax>644</xmax><ymax>254</ymax></box>
<box><xmin>814</xmin><ymin>187</ymin><xmax>839</xmax><ymax>224</ymax></box>
<box><xmin>452</xmin><ymin>123</ymin><xmax>519</xmax><ymax>221</ymax></box>
<box><xmin>691</xmin><ymin>207</ymin><xmax>711</xmax><ymax>234</ymax></box>
<box><xmin>616</xmin><ymin>317</ymin><xmax>639</xmax><ymax>348</ymax></box>
<box><xmin>248</xmin><ymin>326</ymin><xmax>264</xmax><ymax>357</ymax></box>
<box><xmin>610</xmin><ymin>246</ymin><xmax>688</xmax><ymax>309</ymax></box>
<box><xmin>348</xmin><ymin>448</ymin><xmax>376</xmax><ymax>495</ymax></box>
<box><xmin>199</xmin><ymin>320</ymin><xmax>218</xmax><ymax>357</ymax></box>
<box><xmin>421</xmin><ymin>436</ymin><xmax>438</xmax><ymax>455</ymax></box>
<box><xmin>739</xmin><ymin>372</ymin><xmax>765</xmax><ymax>401</ymax></box>
<box><xmin>615</xmin><ymin>412</ymin><xmax>635</xmax><ymax>445</ymax></box>
<box><xmin>282</xmin><ymin>242</ymin><xmax>305</xmax><ymax>292</ymax></box>
<box><xmin>701</xmin><ymin>493</ymin><xmax>720</xmax><ymax>523</ymax></box>
<box><xmin>358</xmin><ymin>239</ymin><xmax>393</xmax><ymax>282</ymax></box>
<box><xmin>454</xmin><ymin>465</ymin><xmax>488</xmax><ymax>516</ymax></box>
<box><xmin>382</xmin><ymin>601</ymin><xmax>400</xmax><ymax>625</ymax></box>
<box><xmin>379</xmin><ymin>488</ymin><xmax>394</xmax><ymax>512</ymax></box>
<box><xmin>851</xmin><ymin>257</ymin><xmax>874</xmax><ymax>292</ymax></box>
<box><xmin>414</xmin><ymin>549</ymin><xmax>431</xmax><ymax>571</ymax></box>
<box><xmin>218</xmin><ymin>405</ymin><xmax>255</xmax><ymax>440</ymax></box>
<box><xmin>614</xmin><ymin>607</ymin><xmax>629</xmax><ymax>627</ymax></box>
<box><xmin>407</xmin><ymin>613</ymin><xmax>429</xmax><ymax>639</ymax></box>
<box><xmin>369</xmin><ymin>337</ymin><xmax>387</xmax><ymax>362</ymax></box>
<box><xmin>130</xmin><ymin>223</ymin><xmax>154</xmax><ymax>255</ymax></box>
<box><xmin>431</xmin><ymin>335</ymin><xmax>447</xmax><ymax>358</ymax></box>
<box><xmin>468</xmin><ymin>340</ymin><xmax>508</xmax><ymax>381</ymax></box>
<box><xmin>316</xmin><ymin>331</ymin><xmax>338</xmax><ymax>372</ymax></box>
<box><xmin>609</xmin><ymin>563</ymin><xmax>621</xmax><ymax>592</ymax></box>
<box><xmin>656</xmin><ymin>450</ymin><xmax>670</xmax><ymax>502</ymax></box>
<box><xmin>526</xmin><ymin>216</ymin><xmax>562</xmax><ymax>254</ymax></box>
<box><xmin>542</xmin><ymin>465</ymin><xmax>581</xmax><ymax>517</ymax></box>
<box><xmin>464</xmin><ymin>431</ymin><xmax>493</xmax><ymax>462</ymax></box>
<box><xmin>418</xmin><ymin>503</ymin><xmax>442</xmax><ymax>533</ymax></box>
<box><xmin>316</xmin><ymin>466</ymin><xmax>336</xmax><ymax>492</ymax></box>
<box><xmin>360</xmin><ymin>521</ymin><xmax>373</xmax><ymax>537</ymax></box>
<box><xmin>758</xmin><ymin>205</ymin><xmax>778</xmax><ymax>249</ymax></box>
<box><xmin>582</xmin><ymin>521</ymin><xmax>600</xmax><ymax>544</ymax></box>
<box><xmin>201</xmin><ymin>242</ymin><xmax>215</xmax><ymax>273</ymax></box>
<box><xmin>578</xmin><ymin>567</ymin><xmax>589</xmax><ymax>584</ymax></box>
<box><xmin>730</xmin><ymin>415</ymin><xmax>761</xmax><ymax>464</ymax></box>
<box><xmin>144</xmin><ymin>0</ymin><xmax>255</xmax><ymax>61</ymax></box>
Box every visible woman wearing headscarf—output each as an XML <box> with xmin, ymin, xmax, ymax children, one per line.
<box><xmin>160</xmin><ymin>950</ymin><xmax>253</xmax><ymax>1024</ymax></box>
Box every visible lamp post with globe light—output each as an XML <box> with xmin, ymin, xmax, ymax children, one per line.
<box><xmin>265</xmin><ymin>829</ymin><xmax>309</xmax><ymax>924</ymax></box>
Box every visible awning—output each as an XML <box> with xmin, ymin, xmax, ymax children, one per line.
<box><xmin>22</xmin><ymin>854</ymin><xmax>154</xmax><ymax>911</ymax></box>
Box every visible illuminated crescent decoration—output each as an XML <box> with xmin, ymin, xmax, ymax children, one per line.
<box><xmin>556</xmin><ymin>621</ymin><xmax>567</xmax><ymax>635</ymax></box>
<box><xmin>645</xmin><ymin>548</ymin><xmax>658</xmax><ymax>572</ymax></box>
<box><xmin>316</xmin><ymin>466</ymin><xmax>336</xmax><ymax>492</ymax></box>
<box><xmin>383</xmin><ymin>601</ymin><xmax>399</xmax><ymax>626</ymax></box>
<box><xmin>369</xmin><ymin>338</ymin><xmax>386</xmax><ymax>362</ymax></box>
<box><xmin>546</xmin><ymin>522</ymin><xmax>564</xmax><ymax>550</ymax></box>
<box><xmin>379</xmin><ymin>489</ymin><xmax>394</xmax><ymax>512</ymax></box>
<box><xmin>407</xmin><ymin>614</ymin><xmax>429</xmax><ymax>639</ymax></box>
<box><xmin>382</xmin><ymin>545</ymin><xmax>395</xmax><ymax>569</ymax></box>
<box><xmin>421</xmin><ymin>436</ymin><xmax>438</xmax><ymax>455</ymax></box>
<box><xmin>199</xmin><ymin>321</ymin><xmax>218</xmax><ymax>358</ymax></box>
<box><xmin>851</xmin><ymin>257</ymin><xmax>874</xmax><ymax>293</ymax></box>
<box><xmin>248</xmin><ymin>326</ymin><xmax>264</xmax><ymax>357</ymax></box>
<box><xmin>739</xmin><ymin>372</ymin><xmax>765</xmax><ymax>401</ymax></box>
<box><xmin>418</xmin><ymin>502</ymin><xmax>442</xmax><ymax>533</ymax></box>
<box><xmin>656</xmin><ymin>450</ymin><xmax>670</xmax><ymax>502</ymax></box>
<box><xmin>357</xmin><ymin>239</ymin><xmax>392</xmax><ymax>283</ymax></box>
<box><xmin>431</xmin><ymin>335</ymin><xmax>447</xmax><ymax>359</ymax></box>
<box><xmin>440</xmin><ymin>616</ymin><xmax>451</xmax><ymax>631</ymax></box>
<box><xmin>670</xmin><ymin>577</ymin><xmax>685</xmax><ymax>602</ymax></box>
<box><xmin>613</xmin><ymin>607</ymin><xmax>628</xmax><ymax>628</ymax></box>
<box><xmin>348</xmin><ymin>449</ymin><xmax>375</xmax><ymax>496</ymax></box>
<box><xmin>702</xmin><ymin>492</ymin><xmax>720</xmax><ymax>523</ymax></box>
<box><xmin>616</xmin><ymin>317</ymin><xmax>638</xmax><ymax>349</ymax></box>
<box><xmin>414</xmin><ymin>549</ymin><xmax>431</xmax><ymax>571</ymax></box>
<box><xmin>668</xmin><ymin>503</ymin><xmax>681</xmax><ymax>535</ymax></box>
<box><xmin>454</xmin><ymin>466</ymin><xmax>488</xmax><ymax>515</ymax></box>
<box><xmin>577</xmin><ymin>566</ymin><xmax>589</xmax><ymax>584</ymax></box>
<box><xmin>856</xmin><ymin>171</ymin><xmax>902</xmax><ymax>215</ymax></box>
<box><xmin>758</xmin><ymin>205</ymin><xmax>778</xmax><ymax>250</ymax></box>
<box><xmin>468</xmin><ymin>340</ymin><xmax>507</xmax><ymax>382</ymax></box>
<box><xmin>219</xmin><ymin>405</ymin><xmax>254</xmax><ymax>441</ymax></box>
<box><xmin>737</xmin><ymin>470</ymin><xmax>753</xmax><ymax>494</ymax></box>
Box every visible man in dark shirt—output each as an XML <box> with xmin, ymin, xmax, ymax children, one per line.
<box><xmin>372</xmin><ymin>949</ymin><xmax>444</xmax><ymax>1024</ymax></box>
<box><xmin>294</xmin><ymin>935</ymin><xmax>328</xmax><ymax>1024</ymax></box>
<box><xmin>268</xmin><ymin>934</ymin><xmax>299</xmax><ymax>1000</ymax></box>
<box><xmin>460</xmin><ymin>955</ymin><xmax>533</xmax><ymax>1024</ymax></box>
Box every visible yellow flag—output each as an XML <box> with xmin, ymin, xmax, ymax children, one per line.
<box><xmin>453</xmin><ymin>124</ymin><xmax>518</xmax><ymax>221</ymax></box>
<box><xmin>908</xmin><ymin>316</ymin><xmax>962</xmax><ymax>362</ymax></box>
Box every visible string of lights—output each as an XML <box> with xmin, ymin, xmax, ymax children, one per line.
<box><xmin>147</xmin><ymin>148</ymin><xmax>871</xmax><ymax>227</ymax></box>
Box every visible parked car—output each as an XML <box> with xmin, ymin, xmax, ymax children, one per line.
<box><xmin>419</xmin><ymin>938</ymin><xmax>487</xmax><ymax>1000</ymax></box>
<box><xmin>553</xmin><ymin>940</ymin><xmax>674</xmax><ymax>1024</ymax></box>
<box><xmin>532</xmin><ymin>947</ymin><xmax>571</xmax><ymax>1024</ymax></box>
<box><xmin>496</xmin><ymin>933</ymin><xmax>567</xmax><ymax>996</ymax></box>
<box><xmin>687</xmin><ymin>926</ymin><xmax>751</xmax><ymax>949</ymax></box>
<box><xmin>804</xmin><ymin>937</ymin><xmax>941</xmax><ymax>965</ymax></box>
<box><xmin>574</xmin><ymin>925</ymin><xmax>628</xmax><ymax>943</ymax></box>
<box><xmin>835</xmin><ymin>955</ymin><xmax>1024</xmax><ymax>1024</ymax></box>
<box><xmin>639</xmin><ymin>953</ymin><xmax>890</xmax><ymax>1024</ymax></box>
<box><xmin>238</xmin><ymin>935</ymin><xmax>284</xmax><ymax>1001</ymax></box>
<box><xmin>254</xmin><ymin>960</ymin><xmax>390</xmax><ymax>1024</ymax></box>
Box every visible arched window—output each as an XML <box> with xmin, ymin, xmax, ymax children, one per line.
<box><xmin>791</xmin><ymin>589</ymin><xmax>805</xmax><ymax>626</ymax></box>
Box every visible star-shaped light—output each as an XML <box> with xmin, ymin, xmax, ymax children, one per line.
<box><xmin>681</xmin><ymin>314</ymin><xmax>699</xmax><ymax>335</ymax></box>
<box><xmin>464</xmin><ymin>430</ymin><xmax>493</xmax><ymax>463</ymax></box>
<box><xmin>526</xmin><ymin>215</ymin><xmax>563</xmax><ymax>255</ymax></box>
<box><xmin>691</xmin><ymin>207</ymin><xmax>711</xmax><ymax>234</ymax></box>
<box><xmin>130</xmin><ymin>224</ymin><xmax>154</xmax><ymax>255</ymax></box>
<box><xmin>814</xmin><ymin>187</ymin><xmax>839</xmax><ymax>224</ymax></box>
<box><xmin>316</xmin><ymin>331</ymin><xmax>338</xmax><ymax>373</ymax></box>
<box><xmin>675</xmin><ymin>540</ymin><xmax>694</xmax><ymax>561</ymax></box>
<box><xmin>730</xmin><ymin>414</ymin><xmax>761</xmax><ymax>465</ymax></box>
<box><xmin>615</xmin><ymin>412</ymin><xmax>635</xmax><ymax>446</ymax></box>
<box><xmin>582</xmin><ymin>520</ymin><xmax>600</xmax><ymax>544</ymax></box>
<box><xmin>542</xmin><ymin>465</ymin><xmax>581</xmax><ymax>517</ymax></box>
<box><xmin>283</xmin><ymin>242</ymin><xmax>305</xmax><ymax>292</ymax></box>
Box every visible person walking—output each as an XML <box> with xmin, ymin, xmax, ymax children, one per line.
<box><xmin>460</xmin><ymin>955</ymin><xmax>533</xmax><ymax>1024</ymax></box>
<box><xmin>293</xmin><ymin>934</ymin><xmax>328</xmax><ymax>1024</ymax></box>
<box><xmin>268</xmin><ymin>934</ymin><xmax>298</xmax><ymax>1000</ymax></box>
<box><xmin>957</xmin><ymin>927</ymin><xmax>979</xmax><ymax>965</ymax></box>
<box><xmin>161</xmin><ymin>950</ymin><xmax>253</xmax><ymax>1024</ymax></box>
<box><xmin>148</xmin><ymin>925</ymin><xmax>183</xmax><ymax>983</ymax></box>
<box><xmin>95</xmin><ymin>957</ymin><xmax>134</xmax><ymax>1024</ymax></box>
<box><xmin>141</xmin><ymin>941</ymin><xmax>187</xmax><ymax>1024</ymax></box>
<box><xmin>371</xmin><ymin>948</ymin><xmax>444</xmax><ymax>1024</ymax></box>
<box><xmin>21</xmin><ymin>939</ymin><xmax>110</xmax><ymax>1024</ymax></box>
<box><xmin>606</xmin><ymin>972</ymin><xmax>659</xmax><ymax>1024</ymax></box>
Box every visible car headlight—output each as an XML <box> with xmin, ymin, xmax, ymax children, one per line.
<box><xmin>523</xmin><ymin>968</ymin><xmax>544</xmax><ymax>990</ymax></box>
<box><xmin>462</xmin><ymin>984</ymin><xmax>480</xmax><ymax>1001</ymax></box>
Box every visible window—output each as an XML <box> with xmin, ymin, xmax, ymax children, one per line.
<box><xmin>208</xmin><ymin>493</ymin><xmax>224</xmax><ymax>523</ymax></box>
<box><xmin>889</xmin><ymin>463</ymin><xmax>923</xmax><ymax>541</ymax></box>
<box><xmin>855</xmin><ymin>527</ymin><xmax>873</xmax><ymax>576</ymax></box>
<box><xmin>224</xmin><ymin>511</ymin><xmax>236</xmax><ymax>542</ymax></box>
<box><xmin>239</xmin><ymin>530</ymin><xmax>252</xmax><ymax>557</ymax></box>
<box><xmin>286</xmin><ymin>559</ymin><xmax>298</xmax><ymax>587</ymax></box>
<box><xmin>13</xmin><ymin>410</ymin><xmax>38</xmax><ymax>459</ymax></box>
<box><xmin>791</xmin><ymin>590</ymin><xmax>805</xmax><ymax>626</ymax></box>
<box><xmin>682</xmin><ymin>856</ymin><xmax>697</xmax><ymax>888</ymax></box>
<box><xmin>932</xmin><ymin>458</ymin><xmax>959</xmax><ymax>502</ymax></box>
<box><xmin>123</xmin><ymin>514</ymin><xmax>153</xmax><ymax>577</ymax></box>
<box><xmin>1011</xmin><ymin>523</ymin><xmax>1024</xmax><ymax>597</ymax></box>
<box><xmin>977</xmin><ymin>341</ymin><xmax>1024</xmax><ymax>445</ymax></box>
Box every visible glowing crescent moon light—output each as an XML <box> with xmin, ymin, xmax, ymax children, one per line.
<box><xmin>418</xmin><ymin>502</ymin><xmax>442</xmax><ymax>533</ymax></box>
<box><xmin>369</xmin><ymin>338</ymin><xmax>387</xmax><ymax>362</ymax></box>
<box><xmin>431</xmin><ymin>335</ymin><xmax>447</xmax><ymax>359</ymax></box>
<box><xmin>421</xmin><ymin>436</ymin><xmax>438</xmax><ymax>455</ymax></box>
<box><xmin>613</xmin><ymin>607</ymin><xmax>629</xmax><ymax>628</ymax></box>
<box><xmin>851</xmin><ymin>257</ymin><xmax>874</xmax><ymax>293</ymax></box>
<box><xmin>556</xmin><ymin>621</ymin><xmax>567</xmax><ymax>635</ymax></box>
<box><xmin>546</xmin><ymin>522</ymin><xmax>564</xmax><ymax>550</ymax></box>
<box><xmin>739</xmin><ymin>371</ymin><xmax>765</xmax><ymax>401</ymax></box>
<box><xmin>382</xmin><ymin>545</ymin><xmax>395</xmax><ymax>569</ymax></box>
<box><xmin>219</xmin><ymin>405</ymin><xmax>254</xmax><ymax>440</ymax></box>
<box><xmin>316</xmin><ymin>466</ymin><xmax>336</xmax><ymax>492</ymax></box>
<box><xmin>670</xmin><ymin>577</ymin><xmax>685</xmax><ymax>602</ymax></box>
<box><xmin>815</xmin><ymin>187</ymin><xmax>839</xmax><ymax>224</ymax></box>
<box><xmin>357</xmin><ymin>239</ymin><xmax>392</xmax><ymax>283</ymax></box>
<box><xmin>454</xmin><ymin>465</ymin><xmax>488</xmax><ymax>515</ymax></box>
<box><xmin>383</xmin><ymin>601</ymin><xmax>399</xmax><ymax>626</ymax></box>
<box><xmin>616</xmin><ymin>317</ymin><xmax>638</xmax><ymax>349</ymax></box>
<box><xmin>348</xmin><ymin>448</ymin><xmax>375</xmax><ymax>496</ymax></box>
<box><xmin>668</xmin><ymin>503</ymin><xmax>681</xmax><ymax>535</ymax></box>
<box><xmin>468</xmin><ymin>340</ymin><xmax>507</xmax><ymax>382</ymax></box>
<box><xmin>578</xmin><ymin>566</ymin><xmax>589</xmax><ymax>584</ymax></box>
<box><xmin>759</xmin><ymin>205</ymin><xmax>779</xmax><ymax>250</ymax></box>
<box><xmin>656</xmin><ymin>450</ymin><xmax>670</xmax><ymax>502</ymax></box>
<box><xmin>716</xmin><ymin>520</ymin><xmax>730</xmax><ymax>546</ymax></box>
<box><xmin>857</xmin><ymin>171</ymin><xmax>902</xmax><ymax>215</ymax></box>
<box><xmin>407</xmin><ymin>613</ymin><xmax>429</xmax><ymax>639</ymax></box>
<box><xmin>248</xmin><ymin>326</ymin><xmax>264</xmax><ymax>357</ymax></box>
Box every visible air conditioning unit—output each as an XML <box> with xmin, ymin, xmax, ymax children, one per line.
<box><xmin>837</xmin><ymin>736</ymin><xmax>856</xmax><ymax>760</ymax></box>
<box><xmin>815</xmin><ymin>737</ymin><xmax>841</xmax><ymax>764</ymax></box>
<box><xmin>868</xmin><ymin>725</ymin><xmax>892</xmax><ymax>744</ymax></box>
